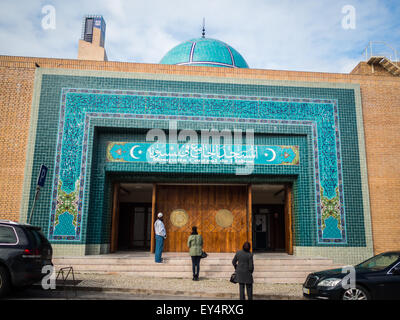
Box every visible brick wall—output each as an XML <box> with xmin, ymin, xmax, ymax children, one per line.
<box><xmin>0</xmin><ymin>55</ymin><xmax>399</xmax><ymax>254</ymax></box>
<box><xmin>351</xmin><ymin>61</ymin><xmax>400</xmax><ymax>76</ymax></box>
<box><xmin>0</xmin><ymin>62</ymin><xmax>35</xmax><ymax>221</ymax></box>
<box><xmin>357</xmin><ymin>80</ymin><xmax>400</xmax><ymax>254</ymax></box>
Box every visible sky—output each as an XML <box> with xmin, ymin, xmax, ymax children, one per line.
<box><xmin>0</xmin><ymin>0</ymin><xmax>399</xmax><ymax>73</ymax></box>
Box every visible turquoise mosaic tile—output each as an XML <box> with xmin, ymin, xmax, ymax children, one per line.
<box><xmin>50</xmin><ymin>90</ymin><xmax>344</xmax><ymax>244</ymax></box>
<box><xmin>26</xmin><ymin>73</ymin><xmax>367</xmax><ymax>249</ymax></box>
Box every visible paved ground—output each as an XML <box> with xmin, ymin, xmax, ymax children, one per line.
<box><xmin>4</xmin><ymin>288</ymin><xmax>216</xmax><ymax>300</ymax></box>
<box><xmin>25</xmin><ymin>273</ymin><xmax>304</xmax><ymax>300</ymax></box>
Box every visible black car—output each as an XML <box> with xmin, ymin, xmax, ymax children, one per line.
<box><xmin>303</xmin><ymin>251</ymin><xmax>400</xmax><ymax>300</ymax></box>
<box><xmin>0</xmin><ymin>220</ymin><xmax>53</xmax><ymax>297</ymax></box>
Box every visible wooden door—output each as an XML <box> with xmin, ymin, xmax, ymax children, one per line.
<box><xmin>247</xmin><ymin>185</ymin><xmax>252</xmax><ymax>249</ymax></box>
<box><xmin>150</xmin><ymin>184</ymin><xmax>156</xmax><ymax>253</ymax></box>
<box><xmin>156</xmin><ymin>185</ymin><xmax>248</xmax><ymax>253</ymax></box>
<box><xmin>284</xmin><ymin>184</ymin><xmax>294</xmax><ymax>255</ymax></box>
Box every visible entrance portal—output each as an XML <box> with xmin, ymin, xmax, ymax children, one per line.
<box><xmin>110</xmin><ymin>182</ymin><xmax>292</xmax><ymax>254</ymax></box>
<box><xmin>252</xmin><ymin>185</ymin><xmax>290</xmax><ymax>252</ymax></box>
<box><xmin>118</xmin><ymin>203</ymin><xmax>152</xmax><ymax>250</ymax></box>
<box><xmin>111</xmin><ymin>183</ymin><xmax>153</xmax><ymax>252</ymax></box>
<box><xmin>156</xmin><ymin>184</ymin><xmax>250</xmax><ymax>253</ymax></box>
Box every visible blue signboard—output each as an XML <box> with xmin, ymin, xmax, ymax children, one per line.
<box><xmin>36</xmin><ymin>164</ymin><xmax>48</xmax><ymax>188</ymax></box>
<box><xmin>107</xmin><ymin>142</ymin><xmax>299</xmax><ymax>166</ymax></box>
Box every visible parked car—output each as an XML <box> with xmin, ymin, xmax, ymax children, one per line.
<box><xmin>0</xmin><ymin>220</ymin><xmax>53</xmax><ymax>297</ymax></box>
<box><xmin>303</xmin><ymin>251</ymin><xmax>400</xmax><ymax>300</ymax></box>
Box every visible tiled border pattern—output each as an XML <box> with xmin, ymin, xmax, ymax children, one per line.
<box><xmin>48</xmin><ymin>88</ymin><xmax>346</xmax><ymax>244</ymax></box>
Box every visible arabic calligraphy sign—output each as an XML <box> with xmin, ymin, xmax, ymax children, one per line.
<box><xmin>106</xmin><ymin>142</ymin><xmax>299</xmax><ymax>166</ymax></box>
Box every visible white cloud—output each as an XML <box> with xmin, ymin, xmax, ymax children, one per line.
<box><xmin>0</xmin><ymin>0</ymin><xmax>398</xmax><ymax>73</ymax></box>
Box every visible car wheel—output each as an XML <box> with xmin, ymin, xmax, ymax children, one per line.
<box><xmin>342</xmin><ymin>285</ymin><xmax>371</xmax><ymax>300</ymax></box>
<box><xmin>0</xmin><ymin>266</ymin><xmax>11</xmax><ymax>298</ymax></box>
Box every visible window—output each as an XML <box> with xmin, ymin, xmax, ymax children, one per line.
<box><xmin>389</xmin><ymin>262</ymin><xmax>400</xmax><ymax>274</ymax></box>
<box><xmin>26</xmin><ymin>229</ymin><xmax>46</xmax><ymax>247</ymax></box>
<box><xmin>83</xmin><ymin>18</ymin><xmax>94</xmax><ymax>43</ymax></box>
<box><xmin>85</xmin><ymin>18</ymin><xmax>93</xmax><ymax>34</ymax></box>
<box><xmin>357</xmin><ymin>253</ymin><xmax>400</xmax><ymax>271</ymax></box>
<box><xmin>0</xmin><ymin>226</ymin><xmax>18</xmax><ymax>244</ymax></box>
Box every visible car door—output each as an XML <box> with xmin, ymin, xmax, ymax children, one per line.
<box><xmin>384</xmin><ymin>262</ymin><xmax>400</xmax><ymax>300</ymax></box>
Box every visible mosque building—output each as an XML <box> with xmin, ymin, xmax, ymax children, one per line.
<box><xmin>0</xmin><ymin>15</ymin><xmax>399</xmax><ymax>264</ymax></box>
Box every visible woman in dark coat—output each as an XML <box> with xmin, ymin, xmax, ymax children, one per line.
<box><xmin>232</xmin><ymin>242</ymin><xmax>254</xmax><ymax>300</ymax></box>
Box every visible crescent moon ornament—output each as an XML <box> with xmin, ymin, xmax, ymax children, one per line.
<box><xmin>264</xmin><ymin>148</ymin><xmax>276</xmax><ymax>162</ymax></box>
<box><xmin>130</xmin><ymin>145</ymin><xmax>141</xmax><ymax>160</ymax></box>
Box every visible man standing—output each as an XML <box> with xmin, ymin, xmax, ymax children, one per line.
<box><xmin>154</xmin><ymin>212</ymin><xmax>167</xmax><ymax>263</ymax></box>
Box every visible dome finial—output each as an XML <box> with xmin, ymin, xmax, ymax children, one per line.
<box><xmin>202</xmin><ymin>17</ymin><xmax>205</xmax><ymax>38</ymax></box>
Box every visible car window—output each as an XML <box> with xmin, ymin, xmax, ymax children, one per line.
<box><xmin>357</xmin><ymin>253</ymin><xmax>400</xmax><ymax>271</ymax></box>
<box><xmin>26</xmin><ymin>229</ymin><xmax>42</xmax><ymax>247</ymax></box>
<box><xmin>0</xmin><ymin>225</ymin><xmax>18</xmax><ymax>244</ymax></box>
<box><xmin>34</xmin><ymin>229</ymin><xmax>48</xmax><ymax>244</ymax></box>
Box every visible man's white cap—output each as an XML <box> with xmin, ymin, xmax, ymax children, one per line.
<box><xmin>157</xmin><ymin>212</ymin><xmax>163</xmax><ymax>218</ymax></box>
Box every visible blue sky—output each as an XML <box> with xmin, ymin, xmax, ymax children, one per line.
<box><xmin>0</xmin><ymin>0</ymin><xmax>399</xmax><ymax>73</ymax></box>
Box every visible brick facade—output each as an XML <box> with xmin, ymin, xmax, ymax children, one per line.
<box><xmin>0</xmin><ymin>55</ymin><xmax>399</xmax><ymax>255</ymax></box>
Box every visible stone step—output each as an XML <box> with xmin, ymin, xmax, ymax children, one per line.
<box><xmin>69</xmin><ymin>268</ymin><xmax>308</xmax><ymax>280</ymax></box>
<box><xmin>67</xmin><ymin>269</ymin><xmax>311</xmax><ymax>278</ymax></box>
<box><xmin>53</xmin><ymin>258</ymin><xmax>337</xmax><ymax>266</ymax></box>
<box><xmin>67</xmin><ymin>268</ymin><xmax>309</xmax><ymax>275</ymax></box>
<box><xmin>67</xmin><ymin>270</ymin><xmax>309</xmax><ymax>283</ymax></box>
<box><xmin>53</xmin><ymin>252</ymin><xmax>331</xmax><ymax>260</ymax></box>
<box><xmin>54</xmin><ymin>264</ymin><xmax>339</xmax><ymax>284</ymax></box>
<box><xmin>52</xmin><ymin>254</ymin><xmax>340</xmax><ymax>283</ymax></box>
<box><xmin>54</xmin><ymin>263</ymin><xmax>339</xmax><ymax>273</ymax></box>
<box><xmin>71</xmin><ymin>271</ymin><xmax>304</xmax><ymax>283</ymax></box>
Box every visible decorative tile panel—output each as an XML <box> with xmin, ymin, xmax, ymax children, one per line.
<box><xmin>48</xmin><ymin>88</ymin><xmax>347</xmax><ymax>245</ymax></box>
<box><xmin>106</xmin><ymin>142</ymin><xmax>299</xmax><ymax>166</ymax></box>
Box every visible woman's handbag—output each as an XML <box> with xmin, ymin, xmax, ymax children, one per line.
<box><xmin>201</xmin><ymin>251</ymin><xmax>208</xmax><ymax>259</ymax></box>
<box><xmin>230</xmin><ymin>272</ymin><xmax>237</xmax><ymax>284</ymax></box>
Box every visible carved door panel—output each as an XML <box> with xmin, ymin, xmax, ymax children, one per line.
<box><xmin>156</xmin><ymin>185</ymin><xmax>248</xmax><ymax>252</ymax></box>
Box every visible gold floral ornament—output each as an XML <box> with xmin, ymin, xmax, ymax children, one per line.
<box><xmin>215</xmin><ymin>209</ymin><xmax>234</xmax><ymax>228</ymax></box>
<box><xmin>170</xmin><ymin>209</ymin><xmax>189</xmax><ymax>228</ymax></box>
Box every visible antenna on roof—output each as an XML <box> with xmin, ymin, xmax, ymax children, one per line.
<box><xmin>202</xmin><ymin>18</ymin><xmax>205</xmax><ymax>38</ymax></box>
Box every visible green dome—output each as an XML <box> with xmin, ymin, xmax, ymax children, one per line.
<box><xmin>160</xmin><ymin>37</ymin><xmax>249</xmax><ymax>68</ymax></box>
